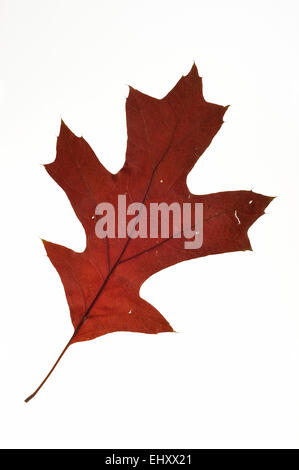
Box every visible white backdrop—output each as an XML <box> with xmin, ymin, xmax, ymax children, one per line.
<box><xmin>0</xmin><ymin>0</ymin><xmax>298</xmax><ymax>449</ymax></box>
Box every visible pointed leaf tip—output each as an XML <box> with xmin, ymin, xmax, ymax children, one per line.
<box><xmin>261</xmin><ymin>194</ymin><xmax>276</xmax><ymax>211</ymax></box>
<box><xmin>190</xmin><ymin>62</ymin><xmax>199</xmax><ymax>76</ymax></box>
<box><xmin>58</xmin><ymin>119</ymin><xmax>75</xmax><ymax>140</ymax></box>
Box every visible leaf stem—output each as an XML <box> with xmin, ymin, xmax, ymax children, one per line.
<box><xmin>24</xmin><ymin>337</ymin><xmax>73</xmax><ymax>402</ymax></box>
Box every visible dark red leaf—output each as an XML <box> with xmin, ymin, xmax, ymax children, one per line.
<box><xmin>25</xmin><ymin>64</ymin><xmax>273</xmax><ymax>401</ymax></box>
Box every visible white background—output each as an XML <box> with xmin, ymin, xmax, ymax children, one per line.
<box><xmin>0</xmin><ymin>0</ymin><xmax>298</xmax><ymax>449</ymax></box>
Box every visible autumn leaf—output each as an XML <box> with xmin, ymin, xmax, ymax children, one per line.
<box><xmin>25</xmin><ymin>64</ymin><xmax>273</xmax><ymax>402</ymax></box>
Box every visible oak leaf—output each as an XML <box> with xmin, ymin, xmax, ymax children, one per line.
<box><xmin>25</xmin><ymin>64</ymin><xmax>273</xmax><ymax>401</ymax></box>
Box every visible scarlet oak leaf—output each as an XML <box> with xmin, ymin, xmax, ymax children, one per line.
<box><xmin>25</xmin><ymin>64</ymin><xmax>273</xmax><ymax>402</ymax></box>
